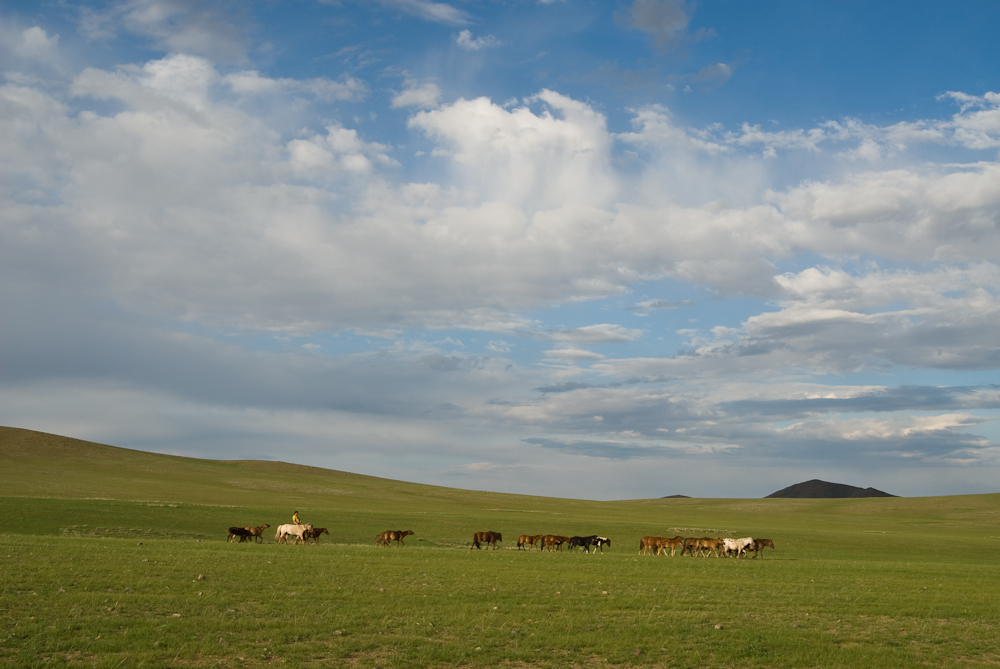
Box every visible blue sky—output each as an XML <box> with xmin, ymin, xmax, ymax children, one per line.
<box><xmin>2</xmin><ymin>0</ymin><xmax>1000</xmax><ymax>499</ymax></box>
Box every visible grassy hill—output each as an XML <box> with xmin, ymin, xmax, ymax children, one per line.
<box><xmin>3</xmin><ymin>425</ymin><xmax>1000</xmax><ymax>555</ymax></box>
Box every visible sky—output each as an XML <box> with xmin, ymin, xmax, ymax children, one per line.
<box><xmin>2</xmin><ymin>0</ymin><xmax>1000</xmax><ymax>500</ymax></box>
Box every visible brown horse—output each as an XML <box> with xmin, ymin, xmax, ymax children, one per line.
<box><xmin>376</xmin><ymin>530</ymin><xmax>414</xmax><ymax>546</ymax></box>
<box><xmin>246</xmin><ymin>523</ymin><xmax>270</xmax><ymax>543</ymax></box>
<box><xmin>540</xmin><ymin>535</ymin><xmax>570</xmax><ymax>551</ymax></box>
<box><xmin>655</xmin><ymin>536</ymin><xmax>685</xmax><ymax>556</ymax></box>
<box><xmin>680</xmin><ymin>537</ymin><xmax>701</xmax><ymax>556</ymax></box>
<box><xmin>517</xmin><ymin>534</ymin><xmax>544</xmax><ymax>550</ymax></box>
<box><xmin>682</xmin><ymin>537</ymin><xmax>723</xmax><ymax>557</ymax></box>
<box><xmin>639</xmin><ymin>536</ymin><xmax>659</xmax><ymax>555</ymax></box>
<box><xmin>471</xmin><ymin>531</ymin><xmax>502</xmax><ymax>550</ymax></box>
<box><xmin>749</xmin><ymin>538</ymin><xmax>775</xmax><ymax>558</ymax></box>
<box><xmin>303</xmin><ymin>527</ymin><xmax>329</xmax><ymax>544</ymax></box>
<box><xmin>696</xmin><ymin>538</ymin><xmax>724</xmax><ymax>557</ymax></box>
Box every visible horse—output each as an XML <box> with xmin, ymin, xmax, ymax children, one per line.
<box><xmin>639</xmin><ymin>536</ymin><xmax>660</xmax><ymax>555</ymax></box>
<box><xmin>517</xmin><ymin>534</ymin><xmax>543</xmax><ymax>550</ymax></box>
<box><xmin>228</xmin><ymin>527</ymin><xmax>253</xmax><ymax>543</ymax></box>
<box><xmin>471</xmin><ymin>531</ymin><xmax>502</xmax><ymax>550</ymax></box>
<box><xmin>540</xmin><ymin>535</ymin><xmax>570</xmax><ymax>551</ymax></box>
<box><xmin>654</xmin><ymin>536</ymin><xmax>684</xmax><ymax>556</ymax></box>
<box><xmin>376</xmin><ymin>530</ymin><xmax>414</xmax><ymax>547</ymax></box>
<box><xmin>276</xmin><ymin>523</ymin><xmax>313</xmax><ymax>544</ymax></box>
<box><xmin>682</xmin><ymin>537</ymin><xmax>722</xmax><ymax>557</ymax></box>
<box><xmin>696</xmin><ymin>537</ymin><xmax>724</xmax><ymax>557</ymax></box>
<box><xmin>722</xmin><ymin>537</ymin><xmax>755</xmax><ymax>558</ymax></box>
<box><xmin>749</xmin><ymin>538</ymin><xmax>775</xmax><ymax>558</ymax></box>
<box><xmin>681</xmin><ymin>536</ymin><xmax>711</xmax><ymax>557</ymax></box>
<box><xmin>246</xmin><ymin>523</ymin><xmax>270</xmax><ymax>544</ymax></box>
<box><xmin>303</xmin><ymin>527</ymin><xmax>329</xmax><ymax>544</ymax></box>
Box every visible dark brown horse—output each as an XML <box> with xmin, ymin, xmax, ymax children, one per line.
<box><xmin>228</xmin><ymin>526</ymin><xmax>253</xmax><ymax>543</ymax></box>
<box><xmin>302</xmin><ymin>527</ymin><xmax>329</xmax><ymax>544</ymax></box>
<box><xmin>750</xmin><ymin>538</ymin><xmax>775</xmax><ymax>558</ymax></box>
<box><xmin>471</xmin><ymin>531</ymin><xmax>502</xmax><ymax>550</ymax></box>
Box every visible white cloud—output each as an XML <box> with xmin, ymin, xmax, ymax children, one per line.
<box><xmin>409</xmin><ymin>90</ymin><xmax>617</xmax><ymax>209</ymax></box>
<box><xmin>370</xmin><ymin>0</ymin><xmax>469</xmax><ymax>25</ymax></box>
<box><xmin>456</xmin><ymin>30</ymin><xmax>502</xmax><ymax>51</ymax></box>
<box><xmin>543</xmin><ymin>348</ymin><xmax>606</xmax><ymax>362</ymax></box>
<box><xmin>722</xmin><ymin>93</ymin><xmax>1000</xmax><ymax>157</ymax></box>
<box><xmin>13</xmin><ymin>26</ymin><xmax>59</xmax><ymax>60</ymax></box>
<box><xmin>534</xmin><ymin>325</ymin><xmax>644</xmax><ymax>345</ymax></box>
<box><xmin>619</xmin><ymin>104</ymin><xmax>728</xmax><ymax>154</ymax></box>
<box><xmin>771</xmin><ymin>162</ymin><xmax>1000</xmax><ymax>262</ymax></box>
<box><xmin>225</xmin><ymin>70</ymin><xmax>367</xmax><ymax>102</ymax></box>
<box><xmin>391</xmin><ymin>80</ymin><xmax>441</xmax><ymax>109</ymax></box>
<box><xmin>72</xmin><ymin>53</ymin><xmax>218</xmax><ymax>111</ymax></box>
<box><xmin>287</xmin><ymin>124</ymin><xmax>397</xmax><ymax>178</ymax></box>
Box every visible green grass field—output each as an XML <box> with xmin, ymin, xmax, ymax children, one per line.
<box><xmin>3</xmin><ymin>426</ymin><xmax>1000</xmax><ymax>668</ymax></box>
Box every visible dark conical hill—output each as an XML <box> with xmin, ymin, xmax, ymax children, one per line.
<box><xmin>766</xmin><ymin>479</ymin><xmax>897</xmax><ymax>499</ymax></box>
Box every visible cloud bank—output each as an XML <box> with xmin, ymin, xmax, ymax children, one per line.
<box><xmin>2</xmin><ymin>6</ymin><xmax>1000</xmax><ymax>499</ymax></box>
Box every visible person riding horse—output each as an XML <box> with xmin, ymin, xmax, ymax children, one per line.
<box><xmin>292</xmin><ymin>511</ymin><xmax>302</xmax><ymax>525</ymax></box>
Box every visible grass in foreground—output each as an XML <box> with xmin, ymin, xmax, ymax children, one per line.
<box><xmin>3</xmin><ymin>531</ymin><xmax>1000</xmax><ymax>668</ymax></box>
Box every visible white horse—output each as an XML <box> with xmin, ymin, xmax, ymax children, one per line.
<box><xmin>722</xmin><ymin>537</ymin><xmax>755</xmax><ymax>558</ymax></box>
<box><xmin>276</xmin><ymin>523</ymin><xmax>313</xmax><ymax>545</ymax></box>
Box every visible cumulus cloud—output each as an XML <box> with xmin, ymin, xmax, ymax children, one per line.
<box><xmin>410</xmin><ymin>90</ymin><xmax>618</xmax><ymax>210</ymax></box>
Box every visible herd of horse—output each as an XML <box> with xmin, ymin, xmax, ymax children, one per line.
<box><xmin>509</xmin><ymin>534</ymin><xmax>611</xmax><ymax>553</ymax></box>
<box><xmin>639</xmin><ymin>535</ymin><xmax>776</xmax><ymax>558</ymax></box>
<box><xmin>227</xmin><ymin>524</ymin><xmax>775</xmax><ymax>558</ymax></box>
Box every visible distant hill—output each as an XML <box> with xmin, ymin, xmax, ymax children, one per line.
<box><xmin>766</xmin><ymin>479</ymin><xmax>897</xmax><ymax>499</ymax></box>
<box><xmin>661</xmin><ymin>494</ymin><xmax>690</xmax><ymax>499</ymax></box>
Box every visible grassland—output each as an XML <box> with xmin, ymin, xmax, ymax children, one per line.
<box><xmin>3</xmin><ymin>426</ymin><xmax>1000</xmax><ymax>668</ymax></box>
